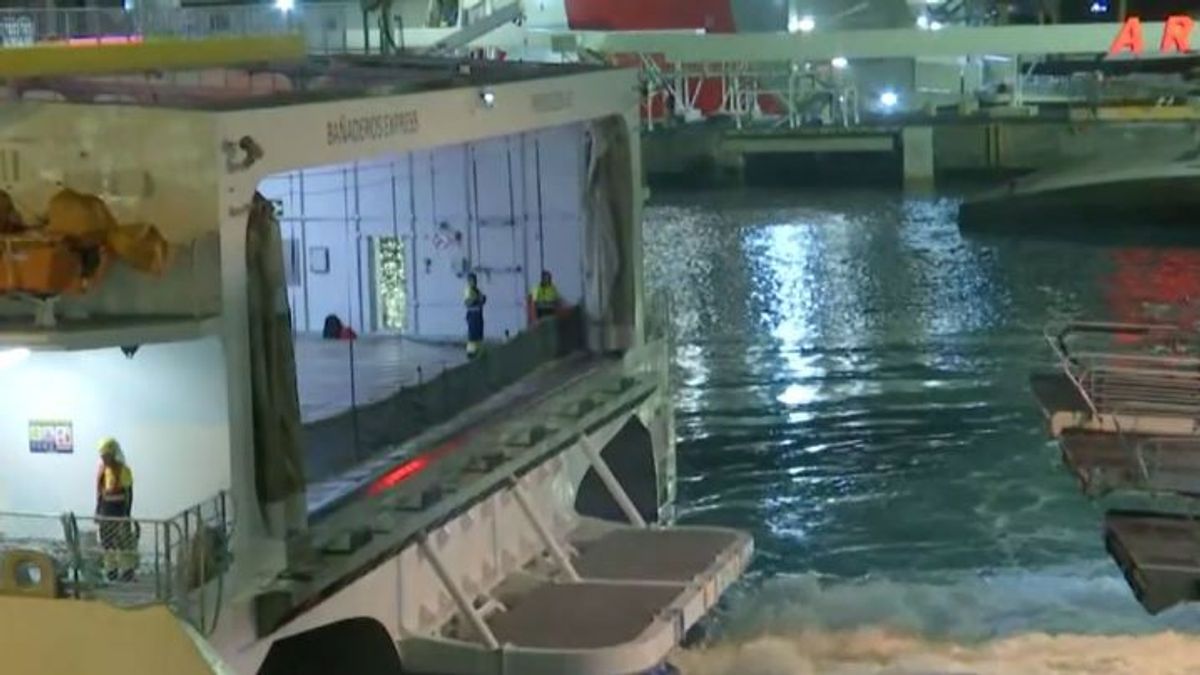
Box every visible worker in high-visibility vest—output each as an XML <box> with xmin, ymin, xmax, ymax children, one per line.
<box><xmin>96</xmin><ymin>438</ymin><xmax>137</xmax><ymax>581</ymax></box>
<box><xmin>530</xmin><ymin>271</ymin><xmax>561</xmax><ymax>322</ymax></box>
<box><xmin>464</xmin><ymin>272</ymin><xmax>487</xmax><ymax>358</ymax></box>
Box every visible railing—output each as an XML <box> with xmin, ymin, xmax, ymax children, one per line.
<box><xmin>1130</xmin><ymin>435</ymin><xmax>1200</xmax><ymax>487</ymax></box>
<box><xmin>0</xmin><ymin>491</ymin><xmax>231</xmax><ymax>633</ymax></box>
<box><xmin>302</xmin><ymin>308</ymin><xmax>588</xmax><ymax>487</ymax></box>
<box><xmin>630</xmin><ymin>55</ymin><xmax>862</xmax><ymax>131</ymax></box>
<box><xmin>0</xmin><ymin>6</ymin><xmax>301</xmax><ymax>45</ymax></box>
<box><xmin>1018</xmin><ymin>73</ymin><xmax>1198</xmax><ymax>107</ymax></box>
<box><xmin>1045</xmin><ymin>321</ymin><xmax>1200</xmax><ymax>419</ymax></box>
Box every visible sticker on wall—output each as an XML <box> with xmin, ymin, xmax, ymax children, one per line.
<box><xmin>29</xmin><ymin>420</ymin><xmax>74</xmax><ymax>454</ymax></box>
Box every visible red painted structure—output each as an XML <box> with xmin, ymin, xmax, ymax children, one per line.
<box><xmin>561</xmin><ymin>0</ymin><xmax>780</xmax><ymax>121</ymax></box>
<box><xmin>564</xmin><ymin>0</ymin><xmax>737</xmax><ymax>32</ymax></box>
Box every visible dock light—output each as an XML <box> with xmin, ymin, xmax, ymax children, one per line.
<box><xmin>879</xmin><ymin>90</ymin><xmax>899</xmax><ymax>110</ymax></box>
<box><xmin>789</xmin><ymin>15</ymin><xmax>815</xmax><ymax>33</ymax></box>
<box><xmin>480</xmin><ymin>88</ymin><xmax>497</xmax><ymax>108</ymax></box>
<box><xmin>917</xmin><ymin>14</ymin><xmax>945</xmax><ymax>30</ymax></box>
<box><xmin>0</xmin><ymin>347</ymin><xmax>30</xmax><ymax>370</ymax></box>
<box><xmin>274</xmin><ymin>0</ymin><xmax>294</xmax><ymax>12</ymax></box>
<box><xmin>831</xmin><ymin>56</ymin><xmax>849</xmax><ymax>69</ymax></box>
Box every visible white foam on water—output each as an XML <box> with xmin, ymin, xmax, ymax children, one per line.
<box><xmin>676</xmin><ymin>629</ymin><xmax>1200</xmax><ymax>675</ymax></box>
<box><xmin>680</xmin><ymin>566</ymin><xmax>1200</xmax><ymax>675</ymax></box>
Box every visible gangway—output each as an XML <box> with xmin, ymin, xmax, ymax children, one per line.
<box><xmin>1032</xmin><ymin>320</ymin><xmax>1200</xmax><ymax>615</ymax></box>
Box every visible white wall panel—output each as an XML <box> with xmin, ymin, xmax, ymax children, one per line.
<box><xmin>355</xmin><ymin>160</ymin><xmax>396</xmax><ymax>238</ymax></box>
<box><xmin>0</xmin><ymin>338</ymin><xmax>231</xmax><ymax>520</ymax></box>
<box><xmin>256</xmin><ymin>125</ymin><xmax>587</xmax><ymax>341</ymax></box>
<box><xmin>533</xmin><ymin>125</ymin><xmax>585</xmax><ymax>306</ymax></box>
<box><xmin>472</xmin><ymin>137</ymin><xmax>525</xmax><ymax>339</ymax></box>
<box><xmin>300</xmin><ymin>165</ymin><xmax>356</xmax><ymax>334</ymax></box>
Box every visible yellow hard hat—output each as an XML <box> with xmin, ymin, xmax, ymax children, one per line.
<box><xmin>98</xmin><ymin>437</ymin><xmax>121</xmax><ymax>457</ymax></box>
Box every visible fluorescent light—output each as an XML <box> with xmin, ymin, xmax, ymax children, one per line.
<box><xmin>831</xmin><ymin>57</ymin><xmax>849</xmax><ymax>69</ymax></box>
<box><xmin>0</xmin><ymin>347</ymin><xmax>30</xmax><ymax>369</ymax></box>
<box><xmin>274</xmin><ymin>0</ymin><xmax>294</xmax><ymax>12</ymax></box>
<box><xmin>789</xmin><ymin>15</ymin><xmax>816</xmax><ymax>33</ymax></box>
<box><xmin>879</xmin><ymin>90</ymin><xmax>899</xmax><ymax>109</ymax></box>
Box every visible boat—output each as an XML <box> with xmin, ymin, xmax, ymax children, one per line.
<box><xmin>958</xmin><ymin>142</ymin><xmax>1200</xmax><ymax>231</ymax></box>
<box><xmin>0</xmin><ymin>34</ymin><xmax>752</xmax><ymax>675</ymax></box>
<box><xmin>1032</xmin><ymin>320</ymin><xmax>1200</xmax><ymax>614</ymax></box>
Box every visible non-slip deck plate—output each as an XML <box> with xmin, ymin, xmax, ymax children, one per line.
<box><xmin>574</xmin><ymin>529</ymin><xmax>747</xmax><ymax>582</ymax></box>
<box><xmin>487</xmin><ymin>582</ymin><xmax>681</xmax><ymax>650</ymax></box>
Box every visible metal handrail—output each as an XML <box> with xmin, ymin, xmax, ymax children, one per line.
<box><xmin>1044</xmin><ymin>321</ymin><xmax>1200</xmax><ymax>419</ymax></box>
<box><xmin>0</xmin><ymin>6</ymin><xmax>301</xmax><ymax>45</ymax></box>
<box><xmin>0</xmin><ymin>490</ymin><xmax>231</xmax><ymax>632</ymax></box>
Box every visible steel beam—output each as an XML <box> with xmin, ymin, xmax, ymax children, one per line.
<box><xmin>0</xmin><ymin>36</ymin><xmax>305</xmax><ymax>78</ymax></box>
<box><xmin>565</xmin><ymin>22</ymin><xmax>1151</xmax><ymax>62</ymax></box>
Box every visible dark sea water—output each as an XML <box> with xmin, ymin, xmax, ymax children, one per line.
<box><xmin>644</xmin><ymin>189</ymin><xmax>1200</xmax><ymax>674</ymax></box>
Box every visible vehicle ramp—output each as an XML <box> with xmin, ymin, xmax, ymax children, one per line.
<box><xmin>399</xmin><ymin>511</ymin><xmax>751</xmax><ymax>675</ymax></box>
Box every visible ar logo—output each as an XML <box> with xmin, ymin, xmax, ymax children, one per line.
<box><xmin>1109</xmin><ymin>15</ymin><xmax>1196</xmax><ymax>56</ymax></box>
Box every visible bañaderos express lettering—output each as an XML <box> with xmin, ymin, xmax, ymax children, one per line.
<box><xmin>1109</xmin><ymin>15</ymin><xmax>1196</xmax><ymax>56</ymax></box>
<box><xmin>326</xmin><ymin>110</ymin><xmax>419</xmax><ymax>146</ymax></box>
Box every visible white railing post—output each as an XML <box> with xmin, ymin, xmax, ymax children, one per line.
<box><xmin>417</xmin><ymin>534</ymin><xmax>501</xmax><ymax>649</ymax></box>
<box><xmin>510</xmin><ymin>478</ymin><xmax>581</xmax><ymax>581</ymax></box>
<box><xmin>579</xmin><ymin>434</ymin><xmax>647</xmax><ymax>528</ymax></box>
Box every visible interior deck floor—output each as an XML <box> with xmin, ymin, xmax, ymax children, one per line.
<box><xmin>294</xmin><ymin>335</ymin><xmax>465</xmax><ymax>424</ymax></box>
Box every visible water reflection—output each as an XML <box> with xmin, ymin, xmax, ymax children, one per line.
<box><xmin>645</xmin><ymin>188</ymin><xmax>1200</xmax><ymax>645</ymax></box>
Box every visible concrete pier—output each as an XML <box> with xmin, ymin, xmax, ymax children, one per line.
<box><xmin>643</xmin><ymin>117</ymin><xmax>1200</xmax><ymax>189</ymax></box>
<box><xmin>902</xmin><ymin>126</ymin><xmax>935</xmax><ymax>190</ymax></box>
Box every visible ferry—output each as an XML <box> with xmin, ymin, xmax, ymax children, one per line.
<box><xmin>0</xmin><ymin>28</ymin><xmax>752</xmax><ymax>675</ymax></box>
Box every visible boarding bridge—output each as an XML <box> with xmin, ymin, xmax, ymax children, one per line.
<box><xmin>1032</xmin><ymin>320</ymin><xmax>1200</xmax><ymax>615</ymax></box>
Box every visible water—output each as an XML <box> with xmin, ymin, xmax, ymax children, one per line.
<box><xmin>644</xmin><ymin>189</ymin><xmax>1200</xmax><ymax>674</ymax></box>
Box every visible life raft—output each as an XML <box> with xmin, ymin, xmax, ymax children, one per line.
<box><xmin>0</xmin><ymin>188</ymin><xmax>170</xmax><ymax>297</ymax></box>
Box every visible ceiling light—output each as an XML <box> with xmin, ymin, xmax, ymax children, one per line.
<box><xmin>831</xmin><ymin>57</ymin><xmax>849</xmax><ymax>69</ymax></box>
<box><xmin>789</xmin><ymin>15</ymin><xmax>816</xmax><ymax>33</ymax></box>
<box><xmin>274</xmin><ymin>0</ymin><xmax>295</xmax><ymax>12</ymax></box>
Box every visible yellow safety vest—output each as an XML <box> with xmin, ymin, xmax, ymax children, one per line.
<box><xmin>98</xmin><ymin>465</ymin><xmax>133</xmax><ymax>502</ymax></box>
<box><xmin>532</xmin><ymin>284</ymin><xmax>559</xmax><ymax>308</ymax></box>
